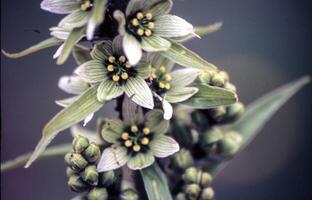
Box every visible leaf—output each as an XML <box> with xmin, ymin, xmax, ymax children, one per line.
<box><xmin>183</xmin><ymin>84</ymin><xmax>237</xmax><ymax>109</ymax></box>
<box><xmin>57</xmin><ymin>26</ymin><xmax>86</xmax><ymax>65</ymax></box>
<box><xmin>140</xmin><ymin>163</ymin><xmax>173</xmax><ymax>200</ymax></box>
<box><xmin>25</xmin><ymin>85</ymin><xmax>105</xmax><ymax>168</ymax></box>
<box><xmin>209</xmin><ymin>76</ymin><xmax>310</xmax><ymax>177</ymax></box>
<box><xmin>160</xmin><ymin>41</ymin><xmax>216</xmax><ymax>70</ymax></box>
<box><xmin>2</xmin><ymin>37</ymin><xmax>63</xmax><ymax>58</ymax></box>
<box><xmin>1</xmin><ymin>143</ymin><xmax>71</xmax><ymax>172</ymax></box>
<box><xmin>72</xmin><ymin>45</ymin><xmax>92</xmax><ymax>65</ymax></box>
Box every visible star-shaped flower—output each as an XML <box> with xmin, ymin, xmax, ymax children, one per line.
<box><xmin>97</xmin><ymin>107</ymin><xmax>179</xmax><ymax>171</ymax></box>
<box><xmin>114</xmin><ymin>0</ymin><xmax>194</xmax><ymax>65</ymax></box>
<box><xmin>75</xmin><ymin>36</ymin><xmax>154</xmax><ymax>109</ymax></box>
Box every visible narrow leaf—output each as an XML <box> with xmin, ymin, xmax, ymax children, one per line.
<box><xmin>2</xmin><ymin>37</ymin><xmax>63</xmax><ymax>58</ymax></box>
<box><xmin>25</xmin><ymin>85</ymin><xmax>104</xmax><ymax>168</ymax></box>
<box><xmin>140</xmin><ymin>163</ymin><xmax>173</xmax><ymax>200</ymax></box>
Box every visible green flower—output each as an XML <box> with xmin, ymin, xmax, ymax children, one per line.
<box><xmin>149</xmin><ymin>54</ymin><xmax>199</xmax><ymax>119</ymax></box>
<box><xmin>114</xmin><ymin>0</ymin><xmax>194</xmax><ymax>65</ymax></box>
<box><xmin>75</xmin><ymin>36</ymin><xmax>154</xmax><ymax>109</ymax></box>
<box><xmin>97</xmin><ymin>109</ymin><xmax>179</xmax><ymax>171</ymax></box>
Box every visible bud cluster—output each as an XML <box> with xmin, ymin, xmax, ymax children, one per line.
<box><xmin>65</xmin><ymin>135</ymin><xmax>120</xmax><ymax>200</ymax></box>
<box><xmin>170</xmin><ymin>148</ymin><xmax>194</xmax><ymax>172</ymax></box>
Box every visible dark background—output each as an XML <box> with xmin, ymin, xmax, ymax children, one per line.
<box><xmin>1</xmin><ymin>0</ymin><xmax>312</xmax><ymax>199</ymax></box>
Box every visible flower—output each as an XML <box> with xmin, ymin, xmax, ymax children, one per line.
<box><xmin>114</xmin><ymin>0</ymin><xmax>194</xmax><ymax>65</ymax></box>
<box><xmin>149</xmin><ymin>53</ymin><xmax>199</xmax><ymax>119</ymax></box>
<box><xmin>75</xmin><ymin>36</ymin><xmax>154</xmax><ymax>109</ymax></box>
<box><xmin>97</xmin><ymin>109</ymin><xmax>179</xmax><ymax>171</ymax></box>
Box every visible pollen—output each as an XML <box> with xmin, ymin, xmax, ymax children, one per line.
<box><xmin>141</xmin><ymin>137</ymin><xmax>149</xmax><ymax>145</ymax></box>
<box><xmin>121</xmin><ymin>132</ymin><xmax>129</xmax><ymax>140</ymax></box>
<box><xmin>159</xmin><ymin>66</ymin><xmax>166</xmax><ymax>73</ymax></box>
<box><xmin>125</xmin><ymin>140</ymin><xmax>133</xmax><ymax>147</ymax></box>
<box><xmin>112</xmin><ymin>75</ymin><xmax>120</xmax><ymax>82</ymax></box>
<box><xmin>145</xmin><ymin>29</ymin><xmax>152</xmax><ymax>37</ymax></box>
<box><xmin>145</xmin><ymin>13</ymin><xmax>153</xmax><ymax>20</ymax></box>
<box><xmin>136</xmin><ymin>12</ymin><xmax>144</xmax><ymax>20</ymax></box>
<box><xmin>119</xmin><ymin>56</ymin><xmax>126</xmax><ymax>63</ymax></box>
<box><xmin>137</xmin><ymin>28</ymin><xmax>144</xmax><ymax>36</ymax></box>
<box><xmin>131</xmin><ymin>125</ymin><xmax>138</xmax><ymax>133</ymax></box>
<box><xmin>80</xmin><ymin>0</ymin><xmax>93</xmax><ymax>11</ymax></box>
<box><xmin>143</xmin><ymin>127</ymin><xmax>150</xmax><ymax>135</ymax></box>
<box><xmin>125</xmin><ymin>62</ymin><xmax>132</xmax><ymax>68</ymax></box>
<box><xmin>159</xmin><ymin>82</ymin><xmax>165</xmax><ymax>89</ymax></box>
<box><xmin>133</xmin><ymin>144</ymin><xmax>141</xmax><ymax>152</ymax></box>
<box><xmin>108</xmin><ymin>56</ymin><xmax>115</xmax><ymax>63</ymax></box>
<box><xmin>107</xmin><ymin>64</ymin><xmax>114</xmax><ymax>72</ymax></box>
<box><xmin>132</xmin><ymin>18</ymin><xmax>139</xmax><ymax>26</ymax></box>
<box><xmin>164</xmin><ymin>74</ymin><xmax>172</xmax><ymax>81</ymax></box>
<box><xmin>165</xmin><ymin>83</ymin><xmax>171</xmax><ymax>90</ymax></box>
<box><xmin>121</xmin><ymin>72</ymin><xmax>129</xmax><ymax>80</ymax></box>
<box><xmin>148</xmin><ymin>22</ymin><xmax>155</xmax><ymax>29</ymax></box>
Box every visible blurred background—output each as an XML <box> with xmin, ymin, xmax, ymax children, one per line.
<box><xmin>1</xmin><ymin>0</ymin><xmax>312</xmax><ymax>199</ymax></box>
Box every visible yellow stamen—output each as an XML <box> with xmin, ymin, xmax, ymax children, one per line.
<box><xmin>159</xmin><ymin>82</ymin><xmax>165</xmax><ymax>89</ymax></box>
<box><xmin>121</xmin><ymin>72</ymin><xmax>129</xmax><ymax>80</ymax></box>
<box><xmin>159</xmin><ymin>66</ymin><xmax>166</xmax><ymax>73</ymax></box>
<box><xmin>132</xmin><ymin>18</ymin><xmax>139</xmax><ymax>26</ymax></box>
<box><xmin>145</xmin><ymin>13</ymin><xmax>153</xmax><ymax>20</ymax></box>
<box><xmin>112</xmin><ymin>75</ymin><xmax>120</xmax><ymax>82</ymax></box>
<box><xmin>133</xmin><ymin>144</ymin><xmax>141</xmax><ymax>152</ymax></box>
<box><xmin>141</xmin><ymin>137</ymin><xmax>149</xmax><ymax>145</ymax></box>
<box><xmin>151</xmin><ymin>68</ymin><xmax>157</xmax><ymax>73</ymax></box>
<box><xmin>145</xmin><ymin>29</ymin><xmax>152</xmax><ymax>37</ymax></box>
<box><xmin>136</xmin><ymin>12</ymin><xmax>144</xmax><ymax>20</ymax></box>
<box><xmin>80</xmin><ymin>1</ymin><xmax>92</xmax><ymax>11</ymax></box>
<box><xmin>119</xmin><ymin>56</ymin><xmax>126</xmax><ymax>63</ymax></box>
<box><xmin>143</xmin><ymin>127</ymin><xmax>150</xmax><ymax>135</ymax></box>
<box><xmin>164</xmin><ymin>74</ymin><xmax>172</xmax><ymax>81</ymax></box>
<box><xmin>151</xmin><ymin>73</ymin><xmax>157</xmax><ymax>79</ymax></box>
<box><xmin>165</xmin><ymin>83</ymin><xmax>171</xmax><ymax>90</ymax></box>
<box><xmin>107</xmin><ymin>64</ymin><xmax>114</xmax><ymax>72</ymax></box>
<box><xmin>137</xmin><ymin>28</ymin><xmax>144</xmax><ymax>36</ymax></box>
<box><xmin>148</xmin><ymin>22</ymin><xmax>155</xmax><ymax>29</ymax></box>
<box><xmin>108</xmin><ymin>56</ymin><xmax>115</xmax><ymax>63</ymax></box>
<box><xmin>125</xmin><ymin>62</ymin><xmax>132</xmax><ymax>68</ymax></box>
<box><xmin>131</xmin><ymin>125</ymin><xmax>138</xmax><ymax>133</ymax></box>
<box><xmin>121</xmin><ymin>132</ymin><xmax>129</xmax><ymax>140</ymax></box>
<box><xmin>125</xmin><ymin>140</ymin><xmax>133</xmax><ymax>147</ymax></box>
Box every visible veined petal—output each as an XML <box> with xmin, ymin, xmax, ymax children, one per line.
<box><xmin>162</xmin><ymin>98</ymin><xmax>173</xmax><ymax>120</ymax></box>
<box><xmin>50</xmin><ymin>26</ymin><xmax>71</xmax><ymax>40</ymax></box>
<box><xmin>147</xmin><ymin>0</ymin><xmax>172</xmax><ymax>18</ymax></box>
<box><xmin>141</xmin><ymin>36</ymin><xmax>171</xmax><ymax>52</ymax></box>
<box><xmin>154</xmin><ymin>15</ymin><xmax>193</xmax><ymax>38</ymax></box>
<box><xmin>145</xmin><ymin>109</ymin><xmax>169</xmax><ymax>135</ymax></box>
<box><xmin>91</xmin><ymin>40</ymin><xmax>113</xmax><ymax>61</ymax></box>
<box><xmin>97</xmin><ymin>146</ymin><xmax>129</xmax><ymax>172</ymax></box>
<box><xmin>124</xmin><ymin>77</ymin><xmax>154</xmax><ymax>109</ymax></box>
<box><xmin>123</xmin><ymin>33</ymin><xmax>142</xmax><ymax>65</ymax></box>
<box><xmin>136</xmin><ymin>62</ymin><xmax>151</xmax><ymax>79</ymax></box>
<box><xmin>55</xmin><ymin>96</ymin><xmax>79</xmax><ymax>107</ymax></box>
<box><xmin>150</xmin><ymin>136</ymin><xmax>179</xmax><ymax>158</ymax></box>
<box><xmin>127</xmin><ymin>152</ymin><xmax>155</xmax><ymax>170</ymax></box>
<box><xmin>87</xmin><ymin>0</ymin><xmax>107</xmax><ymax>40</ymax></box>
<box><xmin>148</xmin><ymin>53</ymin><xmax>174</xmax><ymax>71</ymax></box>
<box><xmin>170</xmin><ymin>68</ymin><xmax>199</xmax><ymax>88</ymax></box>
<box><xmin>114</xmin><ymin>10</ymin><xmax>126</xmax><ymax>35</ymax></box>
<box><xmin>97</xmin><ymin>79</ymin><xmax>124</xmax><ymax>102</ymax></box>
<box><xmin>40</xmin><ymin>0</ymin><xmax>81</xmax><ymax>14</ymax></box>
<box><xmin>126</xmin><ymin>0</ymin><xmax>143</xmax><ymax>16</ymax></box>
<box><xmin>101</xmin><ymin>118</ymin><xmax>124</xmax><ymax>143</ymax></box>
<box><xmin>112</xmin><ymin>35</ymin><xmax>124</xmax><ymax>55</ymax></box>
<box><xmin>53</xmin><ymin>43</ymin><xmax>64</xmax><ymax>59</ymax></box>
<box><xmin>75</xmin><ymin>60</ymin><xmax>105</xmax><ymax>83</ymax></box>
<box><xmin>166</xmin><ymin>87</ymin><xmax>198</xmax><ymax>103</ymax></box>
<box><xmin>58</xmin><ymin>10</ymin><xmax>91</xmax><ymax>29</ymax></box>
<box><xmin>83</xmin><ymin>113</ymin><xmax>94</xmax><ymax>126</ymax></box>
<box><xmin>122</xmin><ymin>95</ymin><xmax>144</xmax><ymax>125</ymax></box>
<box><xmin>58</xmin><ymin>75</ymin><xmax>89</xmax><ymax>95</ymax></box>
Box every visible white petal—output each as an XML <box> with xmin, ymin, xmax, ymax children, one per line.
<box><xmin>40</xmin><ymin>0</ymin><xmax>80</xmax><ymax>14</ymax></box>
<box><xmin>53</xmin><ymin>44</ymin><xmax>64</xmax><ymax>59</ymax></box>
<box><xmin>74</xmin><ymin>60</ymin><xmax>105</xmax><ymax>83</ymax></box>
<box><xmin>55</xmin><ymin>96</ymin><xmax>79</xmax><ymax>107</ymax></box>
<box><xmin>97</xmin><ymin>79</ymin><xmax>124</xmax><ymax>102</ymax></box>
<box><xmin>162</xmin><ymin>98</ymin><xmax>173</xmax><ymax>120</ymax></box>
<box><xmin>58</xmin><ymin>75</ymin><xmax>88</xmax><ymax>95</ymax></box>
<box><xmin>123</xmin><ymin>33</ymin><xmax>142</xmax><ymax>65</ymax></box>
<box><xmin>97</xmin><ymin>146</ymin><xmax>130</xmax><ymax>172</ymax></box>
<box><xmin>150</xmin><ymin>136</ymin><xmax>179</xmax><ymax>158</ymax></box>
<box><xmin>170</xmin><ymin>68</ymin><xmax>199</xmax><ymax>89</ymax></box>
<box><xmin>87</xmin><ymin>21</ymin><xmax>96</xmax><ymax>40</ymax></box>
<box><xmin>83</xmin><ymin>113</ymin><xmax>94</xmax><ymax>126</ymax></box>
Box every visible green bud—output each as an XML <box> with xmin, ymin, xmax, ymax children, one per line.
<box><xmin>185</xmin><ymin>184</ymin><xmax>201</xmax><ymax>199</ymax></box>
<box><xmin>210</xmin><ymin>73</ymin><xmax>225</xmax><ymax>87</ymax></box>
<box><xmin>82</xmin><ymin>143</ymin><xmax>101</xmax><ymax>163</ymax></box>
<box><xmin>201</xmin><ymin>128</ymin><xmax>224</xmax><ymax>145</ymax></box>
<box><xmin>70</xmin><ymin>153</ymin><xmax>88</xmax><ymax>171</ymax></box>
<box><xmin>88</xmin><ymin>187</ymin><xmax>108</xmax><ymax>200</ymax></box>
<box><xmin>99</xmin><ymin>170</ymin><xmax>118</xmax><ymax>187</ymax></box>
<box><xmin>73</xmin><ymin>135</ymin><xmax>89</xmax><ymax>153</ymax></box>
<box><xmin>198</xmin><ymin>70</ymin><xmax>216</xmax><ymax>84</ymax></box>
<box><xmin>120</xmin><ymin>189</ymin><xmax>139</xmax><ymax>200</ymax></box>
<box><xmin>219</xmin><ymin>131</ymin><xmax>242</xmax><ymax>157</ymax></box>
<box><xmin>224</xmin><ymin>82</ymin><xmax>237</xmax><ymax>93</ymax></box>
<box><xmin>200</xmin><ymin>172</ymin><xmax>213</xmax><ymax>187</ymax></box>
<box><xmin>66</xmin><ymin>167</ymin><xmax>77</xmax><ymax>177</ymax></box>
<box><xmin>68</xmin><ymin>174</ymin><xmax>89</xmax><ymax>192</ymax></box>
<box><xmin>171</xmin><ymin>149</ymin><xmax>194</xmax><ymax>171</ymax></box>
<box><xmin>183</xmin><ymin>167</ymin><xmax>198</xmax><ymax>184</ymax></box>
<box><xmin>191</xmin><ymin>111</ymin><xmax>210</xmax><ymax>130</ymax></box>
<box><xmin>64</xmin><ymin>152</ymin><xmax>73</xmax><ymax>165</ymax></box>
<box><xmin>218</xmin><ymin>70</ymin><xmax>229</xmax><ymax>82</ymax></box>
<box><xmin>200</xmin><ymin>187</ymin><xmax>215</xmax><ymax>200</ymax></box>
<box><xmin>81</xmin><ymin>165</ymin><xmax>99</xmax><ymax>186</ymax></box>
<box><xmin>175</xmin><ymin>193</ymin><xmax>187</xmax><ymax>200</ymax></box>
<box><xmin>224</xmin><ymin>102</ymin><xmax>245</xmax><ymax>123</ymax></box>
<box><xmin>208</xmin><ymin>106</ymin><xmax>226</xmax><ymax>122</ymax></box>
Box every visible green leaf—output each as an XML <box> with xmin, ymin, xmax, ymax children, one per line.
<box><xmin>140</xmin><ymin>163</ymin><xmax>173</xmax><ymax>200</ymax></box>
<box><xmin>25</xmin><ymin>85</ymin><xmax>105</xmax><ymax>168</ymax></box>
<box><xmin>1</xmin><ymin>143</ymin><xmax>71</xmax><ymax>172</ymax></box>
<box><xmin>160</xmin><ymin>41</ymin><xmax>216</xmax><ymax>70</ymax></box>
<box><xmin>72</xmin><ymin>45</ymin><xmax>92</xmax><ymax>65</ymax></box>
<box><xmin>2</xmin><ymin>37</ymin><xmax>63</xmax><ymax>58</ymax></box>
<box><xmin>183</xmin><ymin>84</ymin><xmax>237</xmax><ymax>109</ymax></box>
<box><xmin>57</xmin><ymin>26</ymin><xmax>86</xmax><ymax>65</ymax></box>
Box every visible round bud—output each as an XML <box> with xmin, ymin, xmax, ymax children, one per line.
<box><xmin>70</xmin><ymin>153</ymin><xmax>88</xmax><ymax>171</ymax></box>
<box><xmin>218</xmin><ymin>131</ymin><xmax>242</xmax><ymax>157</ymax></box>
<box><xmin>82</xmin><ymin>143</ymin><xmax>101</xmax><ymax>163</ymax></box>
<box><xmin>191</xmin><ymin>111</ymin><xmax>209</xmax><ymax>129</ymax></box>
<box><xmin>225</xmin><ymin>102</ymin><xmax>245</xmax><ymax>123</ymax></box>
<box><xmin>175</xmin><ymin>193</ymin><xmax>187</xmax><ymax>200</ymax></box>
<box><xmin>218</xmin><ymin>70</ymin><xmax>229</xmax><ymax>82</ymax></box>
<box><xmin>66</xmin><ymin>167</ymin><xmax>77</xmax><ymax>177</ymax></box>
<box><xmin>88</xmin><ymin>187</ymin><xmax>108</xmax><ymax>200</ymax></box>
<box><xmin>201</xmin><ymin>128</ymin><xmax>224</xmax><ymax>146</ymax></box>
<box><xmin>81</xmin><ymin>165</ymin><xmax>99</xmax><ymax>186</ymax></box>
<box><xmin>72</xmin><ymin>135</ymin><xmax>89</xmax><ymax>153</ymax></box>
<box><xmin>183</xmin><ymin>167</ymin><xmax>198</xmax><ymax>184</ymax></box>
<box><xmin>185</xmin><ymin>184</ymin><xmax>201</xmax><ymax>199</ymax></box>
<box><xmin>210</xmin><ymin>73</ymin><xmax>225</xmax><ymax>87</ymax></box>
<box><xmin>68</xmin><ymin>175</ymin><xmax>89</xmax><ymax>192</ymax></box>
<box><xmin>170</xmin><ymin>149</ymin><xmax>194</xmax><ymax>171</ymax></box>
<box><xmin>200</xmin><ymin>187</ymin><xmax>215</xmax><ymax>200</ymax></box>
<box><xmin>120</xmin><ymin>189</ymin><xmax>139</xmax><ymax>200</ymax></box>
<box><xmin>64</xmin><ymin>152</ymin><xmax>73</xmax><ymax>165</ymax></box>
<box><xmin>224</xmin><ymin>82</ymin><xmax>237</xmax><ymax>93</ymax></box>
<box><xmin>200</xmin><ymin>172</ymin><xmax>213</xmax><ymax>187</ymax></box>
<box><xmin>198</xmin><ymin>70</ymin><xmax>216</xmax><ymax>84</ymax></box>
<box><xmin>209</xmin><ymin>106</ymin><xmax>226</xmax><ymax>122</ymax></box>
<box><xmin>99</xmin><ymin>170</ymin><xmax>118</xmax><ymax>187</ymax></box>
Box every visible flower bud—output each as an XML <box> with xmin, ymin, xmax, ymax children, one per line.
<box><xmin>64</xmin><ymin>152</ymin><xmax>74</xmax><ymax>165</ymax></box>
<box><xmin>68</xmin><ymin>174</ymin><xmax>89</xmax><ymax>192</ymax></box>
<box><xmin>170</xmin><ymin>149</ymin><xmax>194</xmax><ymax>171</ymax></box>
<box><xmin>224</xmin><ymin>102</ymin><xmax>245</xmax><ymax>123</ymax></box>
<box><xmin>81</xmin><ymin>165</ymin><xmax>99</xmax><ymax>186</ymax></box>
<box><xmin>82</xmin><ymin>143</ymin><xmax>101</xmax><ymax>163</ymax></box>
<box><xmin>185</xmin><ymin>184</ymin><xmax>201</xmax><ymax>199</ymax></box>
<box><xmin>120</xmin><ymin>189</ymin><xmax>139</xmax><ymax>200</ymax></box>
<box><xmin>183</xmin><ymin>167</ymin><xmax>198</xmax><ymax>184</ymax></box>
<box><xmin>210</xmin><ymin>73</ymin><xmax>225</xmax><ymax>87</ymax></box>
<box><xmin>191</xmin><ymin>111</ymin><xmax>210</xmax><ymax>130</ymax></box>
<box><xmin>208</xmin><ymin>106</ymin><xmax>226</xmax><ymax>122</ymax></box>
<box><xmin>200</xmin><ymin>172</ymin><xmax>213</xmax><ymax>187</ymax></box>
<box><xmin>70</xmin><ymin>153</ymin><xmax>88</xmax><ymax>171</ymax></box>
<box><xmin>175</xmin><ymin>193</ymin><xmax>187</xmax><ymax>200</ymax></box>
<box><xmin>219</xmin><ymin>131</ymin><xmax>242</xmax><ymax>157</ymax></box>
<box><xmin>200</xmin><ymin>187</ymin><xmax>215</xmax><ymax>200</ymax></box>
<box><xmin>99</xmin><ymin>170</ymin><xmax>118</xmax><ymax>187</ymax></box>
<box><xmin>198</xmin><ymin>70</ymin><xmax>216</xmax><ymax>84</ymax></box>
<box><xmin>218</xmin><ymin>71</ymin><xmax>229</xmax><ymax>82</ymax></box>
<box><xmin>72</xmin><ymin>135</ymin><xmax>89</xmax><ymax>153</ymax></box>
<box><xmin>66</xmin><ymin>167</ymin><xmax>77</xmax><ymax>177</ymax></box>
<box><xmin>201</xmin><ymin>128</ymin><xmax>224</xmax><ymax>145</ymax></box>
<box><xmin>224</xmin><ymin>82</ymin><xmax>237</xmax><ymax>93</ymax></box>
<box><xmin>88</xmin><ymin>187</ymin><xmax>108</xmax><ymax>200</ymax></box>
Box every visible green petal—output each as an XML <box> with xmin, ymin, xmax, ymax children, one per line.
<box><xmin>162</xmin><ymin>98</ymin><xmax>173</xmax><ymax>120</ymax></box>
<box><xmin>55</xmin><ymin>96</ymin><xmax>79</xmax><ymax>107</ymax></box>
<box><xmin>75</xmin><ymin>60</ymin><xmax>105</xmax><ymax>83</ymax></box>
<box><xmin>50</xmin><ymin>26</ymin><xmax>71</xmax><ymax>40</ymax></box>
<box><xmin>72</xmin><ymin>45</ymin><xmax>92</xmax><ymax>65</ymax></box>
<box><xmin>170</xmin><ymin>68</ymin><xmax>199</xmax><ymax>89</ymax></box>
<box><xmin>113</xmin><ymin>10</ymin><xmax>126</xmax><ymax>35</ymax></box>
<box><xmin>141</xmin><ymin>35</ymin><xmax>171</xmax><ymax>52</ymax></box>
<box><xmin>154</xmin><ymin>15</ymin><xmax>193</xmax><ymax>38</ymax></box>
<box><xmin>150</xmin><ymin>136</ymin><xmax>179</xmax><ymax>158</ymax></box>
<box><xmin>40</xmin><ymin>0</ymin><xmax>81</xmax><ymax>14</ymax></box>
<box><xmin>87</xmin><ymin>0</ymin><xmax>107</xmax><ymax>40</ymax></box>
<box><xmin>147</xmin><ymin>0</ymin><xmax>172</xmax><ymax>18</ymax></box>
<box><xmin>145</xmin><ymin>109</ymin><xmax>169</xmax><ymax>135</ymax></box>
<box><xmin>136</xmin><ymin>61</ymin><xmax>151</xmax><ymax>79</ymax></box>
<box><xmin>126</xmin><ymin>0</ymin><xmax>143</xmax><ymax>16</ymax></box>
<box><xmin>112</xmin><ymin>35</ymin><xmax>124</xmax><ymax>55</ymax></box>
<box><xmin>58</xmin><ymin>10</ymin><xmax>91</xmax><ymax>29</ymax></box>
<box><xmin>91</xmin><ymin>40</ymin><xmax>113</xmax><ymax>61</ymax></box>
<box><xmin>2</xmin><ymin>37</ymin><xmax>62</xmax><ymax>59</ymax></box>
<box><xmin>124</xmin><ymin>77</ymin><xmax>154</xmax><ymax>109</ymax></box>
<box><xmin>149</xmin><ymin>53</ymin><xmax>174</xmax><ymax>71</ymax></box>
<box><xmin>97</xmin><ymin>146</ymin><xmax>129</xmax><ymax>172</ymax></box>
<box><xmin>58</xmin><ymin>75</ymin><xmax>89</xmax><ymax>95</ymax></box>
<box><xmin>122</xmin><ymin>95</ymin><xmax>144</xmax><ymax>125</ymax></box>
<box><xmin>97</xmin><ymin>79</ymin><xmax>124</xmax><ymax>102</ymax></box>
<box><xmin>101</xmin><ymin>118</ymin><xmax>124</xmax><ymax>143</ymax></box>
<box><xmin>123</xmin><ymin>33</ymin><xmax>142</xmax><ymax>65</ymax></box>
<box><xmin>166</xmin><ymin>87</ymin><xmax>198</xmax><ymax>103</ymax></box>
<box><xmin>127</xmin><ymin>152</ymin><xmax>155</xmax><ymax>170</ymax></box>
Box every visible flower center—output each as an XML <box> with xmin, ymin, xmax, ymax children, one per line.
<box><xmin>127</xmin><ymin>11</ymin><xmax>155</xmax><ymax>39</ymax></box>
<box><xmin>150</xmin><ymin>66</ymin><xmax>172</xmax><ymax>95</ymax></box>
<box><xmin>105</xmin><ymin>55</ymin><xmax>137</xmax><ymax>85</ymax></box>
<box><xmin>80</xmin><ymin>0</ymin><xmax>93</xmax><ymax>11</ymax></box>
<box><xmin>120</xmin><ymin>124</ymin><xmax>154</xmax><ymax>154</ymax></box>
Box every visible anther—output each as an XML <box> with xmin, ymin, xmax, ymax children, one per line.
<box><xmin>137</xmin><ymin>28</ymin><xmax>144</xmax><ymax>36</ymax></box>
<box><xmin>121</xmin><ymin>132</ymin><xmax>129</xmax><ymax>140</ymax></box>
<box><xmin>119</xmin><ymin>56</ymin><xmax>126</xmax><ymax>63</ymax></box>
<box><xmin>141</xmin><ymin>137</ymin><xmax>149</xmax><ymax>145</ymax></box>
<box><xmin>136</xmin><ymin>12</ymin><xmax>144</xmax><ymax>20</ymax></box>
<box><xmin>133</xmin><ymin>144</ymin><xmax>141</xmax><ymax>152</ymax></box>
<box><xmin>159</xmin><ymin>66</ymin><xmax>166</xmax><ymax>73</ymax></box>
<box><xmin>143</xmin><ymin>127</ymin><xmax>150</xmax><ymax>135</ymax></box>
<box><xmin>147</xmin><ymin>22</ymin><xmax>155</xmax><ymax>29</ymax></box>
<box><xmin>145</xmin><ymin>29</ymin><xmax>152</xmax><ymax>37</ymax></box>
<box><xmin>131</xmin><ymin>125</ymin><xmax>138</xmax><ymax>133</ymax></box>
<box><xmin>131</xmin><ymin>18</ymin><xmax>139</xmax><ymax>26</ymax></box>
<box><xmin>108</xmin><ymin>56</ymin><xmax>115</xmax><ymax>63</ymax></box>
<box><xmin>159</xmin><ymin>82</ymin><xmax>165</xmax><ymax>89</ymax></box>
<box><xmin>112</xmin><ymin>75</ymin><xmax>120</xmax><ymax>82</ymax></box>
<box><xmin>165</xmin><ymin>83</ymin><xmax>171</xmax><ymax>90</ymax></box>
<box><xmin>107</xmin><ymin>65</ymin><xmax>114</xmax><ymax>72</ymax></box>
<box><xmin>145</xmin><ymin>13</ymin><xmax>153</xmax><ymax>20</ymax></box>
<box><xmin>121</xmin><ymin>72</ymin><xmax>129</xmax><ymax>80</ymax></box>
<box><xmin>164</xmin><ymin>74</ymin><xmax>172</xmax><ymax>81</ymax></box>
<box><xmin>125</xmin><ymin>62</ymin><xmax>132</xmax><ymax>68</ymax></box>
<box><xmin>125</xmin><ymin>140</ymin><xmax>133</xmax><ymax>147</ymax></box>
